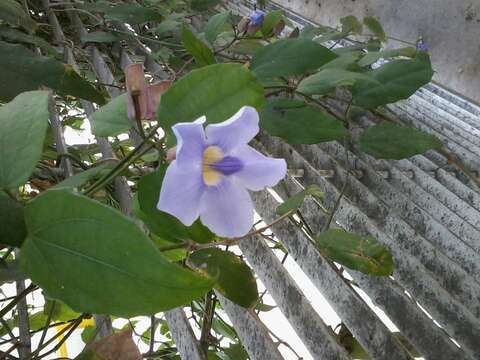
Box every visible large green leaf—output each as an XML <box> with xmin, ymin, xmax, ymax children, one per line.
<box><xmin>91</xmin><ymin>94</ymin><xmax>131</xmax><ymax>137</ymax></box>
<box><xmin>358</xmin><ymin>122</ymin><xmax>442</xmax><ymax>159</ymax></box>
<box><xmin>137</xmin><ymin>166</ymin><xmax>215</xmax><ymax>244</ymax></box>
<box><xmin>0</xmin><ymin>0</ymin><xmax>37</xmax><ymax>33</ymax></box>
<box><xmin>0</xmin><ymin>194</ymin><xmax>27</xmax><ymax>247</ymax></box>
<box><xmin>181</xmin><ymin>26</ymin><xmax>216</xmax><ymax>66</ymax></box>
<box><xmin>251</xmin><ymin>38</ymin><xmax>337</xmax><ymax>78</ymax></box>
<box><xmin>204</xmin><ymin>12</ymin><xmax>230</xmax><ymax>44</ymax></box>
<box><xmin>189</xmin><ymin>248</ymin><xmax>258</xmax><ymax>308</ymax></box>
<box><xmin>0</xmin><ymin>91</ymin><xmax>50</xmax><ymax>190</ymax></box>
<box><xmin>352</xmin><ymin>56</ymin><xmax>434</xmax><ymax>108</ymax></box>
<box><xmin>20</xmin><ymin>190</ymin><xmax>213</xmax><ymax>317</ymax></box>
<box><xmin>260</xmin><ymin>98</ymin><xmax>347</xmax><ymax>144</ymax></box>
<box><xmin>104</xmin><ymin>4</ymin><xmax>162</xmax><ymax>23</ymax></box>
<box><xmin>0</xmin><ymin>42</ymin><xmax>105</xmax><ymax>104</ymax></box>
<box><xmin>276</xmin><ymin>185</ymin><xmax>323</xmax><ymax>216</ymax></box>
<box><xmin>157</xmin><ymin>63</ymin><xmax>264</xmax><ymax>139</ymax></box>
<box><xmin>315</xmin><ymin>229</ymin><xmax>394</xmax><ymax>275</ymax></box>
<box><xmin>297</xmin><ymin>69</ymin><xmax>377</xmax><ymax>95</ymax></box>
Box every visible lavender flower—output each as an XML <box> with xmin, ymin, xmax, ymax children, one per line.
<box><xmin>157</xmin><ymin>106</ymin><xmax>287</xmax><ymax>238</ymax></box>
<box><xmin>249</xmin><ymin>10</ymin><xmax>265</xmax><ymax>27</ymax></box>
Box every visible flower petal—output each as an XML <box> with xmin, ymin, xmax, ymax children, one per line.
<box><xmin>232</xmin><ymin>145</ymin><xmax>287</xmax><ymax>190</ymax></box>
<box><xmin>205</xmin><ymin>106</ymin><xmax>259</xmax><ymax>153</ymax></box>
<box><xmin>172</xmin><ymin>118</ymin><xmax>207</xmax><ymax>168</ymax></box>
<box><xmin>200</xmin><ymin>178</ymin><xmax>254</xmax><ymax>237</ymax></box>
<box><xmin>157</xmin><ymin>161</ymin><xmax>204</xmax><ymax>226</ymax></box>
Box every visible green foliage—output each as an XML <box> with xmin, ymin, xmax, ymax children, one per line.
<box><xmin>260</xmin><ymin>98</ymin><xmax>347</xmax><ymax>144</ymax></box>
<box><xmin>315</xmin><ymin>229</ymin><xmax>394</xmax><ymax>275</ymax></box>
<box><xmin>261</xmin><ymin>10</ymin><xmax>284</xmax><ymax>37</ymax></box>
<box><xmin>104</xmin><ymin>4</ymin><xmax>162</xmax><ymax>24</ymax></box>
<box><xmin>340</xmin><ymin>15</ymin><xmax>363</xmax><ymax>34</ymax></box>
<box><xmin>91</xmin><ymin>94</ymin><xmax>132</xmax><ymax>137</ymax></box>
<box><xmin>81</xmin><ymin>31</ymin><xmax>123</xmax><ymax>43</ymax></box>
<box><xmin>136</xmin><ymin>166</ymin><xmax>215</xmax><ymax>244</ymax></box>
<box><xmin>190</xmin><ymin>0</ymin><xmax>221</xmax><ymax>11</ymax></box>
<box><xmin>0</xmin><ymin>25</ymin><xmax>57</xmax><ymax>55</ymax></box>
<box><xmin>189</xmin><ymin>248</ymin><xmax>259</xmax><ymax>308</ymax></box>
<box><xmin>0</xmin><ymin>91</ymin><xmax>50</xmax><ymax>190</ymax></box>
<box><xmin>0</xmin><ymin>0</ymin><xmax>37</xmax><ymax>33</ymax></box>
<box><xmin>298</xmin><ymin>69</ymin><xmax>376</xmax><ymax>95</ymax></box>
<box><xmin>0</xmin><ymin>194</ymin><xmax>26</xmax><ymax>247</ymax></box>
<box><xmin>204</xmin><ymin>12</ymin><xmax>231</xmax><ymax>44</ymax></box>
<box><xmin>352</xmin><ymin>55</ymin><xmax>434</xmax><ymax>108</ymax></box>
<box><xmin>363</xmin><ymin>16</ymin><xmax>386</xmax><ymax>41</ymax></box>
<box><xmin>53</xmin><ymin>163</ymin><xmax>116</xmax><ymax>190</ymax></box>
<box><xmin>359</xmin><ymin>122</ymin><xmax>443</xmax><ymax>159</ymax></box>
<box><xmin>157</xmin><ymin>63</ymin><xmax>264</xmax><ymax>142</ymax></box>
<box><xmin>20</xmin><ymin>190</ymin><xmax>213</xmax><ymax>317</ymax></box>
<box><xmin>276</xmin><ymin>185</ymin><xmax>323</xmax><ymax>216</ymax></box>
<box><xmin>181</xmin><ymin>26</ymin><xmax>216</xmax><ymax>66</ymax></box>
<box><xmin>357</xmin><ymin>47</ymin><xmax>417</xmax><ymax>67</ymax></box>
<box><xmin>251</xmin><ymin>39</ymin><xmax>337</xmax><ymax>78</ymax></box>
<box><xmin>0</xmin><ymin>42</ymin><xmax>105</xmax><ymax>104</ymax></box>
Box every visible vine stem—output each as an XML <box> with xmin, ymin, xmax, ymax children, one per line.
<box><xmin>158</xmin><ymin>210</ymin><xmax>294</xmax><ymax>252</ymax></box>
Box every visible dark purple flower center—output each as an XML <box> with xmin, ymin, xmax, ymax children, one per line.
<box><xmin>210</xmin><ymin>156</ymin><xmax>243</xmax><ymax>175</ymax></box>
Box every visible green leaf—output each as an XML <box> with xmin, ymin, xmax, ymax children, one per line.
<box><xmin>0</xmin><ymin>42</ymin><xmax>105</xmax><ymax>104</ymax></box>
<box><xmin>0</xmin><ymin>0</ymin><xmax>37</xmax><ymax>33</ymax></box>
<box><xmin>298</xmin><ymin>68</ymin><xmax>378</xmax><ymax>95</ymax></box>
<box><xmin>276</xmin><ymin>185</ymin><xmax>323</xmax><ymax>216</ymax></box>
<box><xmin>212</xmin><ymin>318</ymin><xmax>237</xmax><ymax>339</ymax></box>
<box><xmin>261</xmin><ymin>10</ymin><xmax>283</xmax><ymax>36</ymax></box>
<box><xmin>340</xmin><ymin>15</ymin><xmax>363</xmax><ymax>34</ymax></box>
<box><xmin>81</xmin><ymin>326</ymin><xmax>96</xmax><ymax>344</ymax></box>
<box><xmin>137</xmin><ymin>166</ymin><xmax>215</xmax><ymax>244</ymax></box>
<box><xmin>358</xmin><ymin>122</ymin><xmax>442</xmax><ymax>159</ymax></box>
<box><xmin>81</xmin><ymin>31</ymin><xmax>122</xmax><ymax>43</ymax></box>
<box><xmin>190</xmin><ymin>0</ymin><xmax>220</xmax><ymax>11</ymax></box>
<box><xmin>91</xmin><ymin>94</ymin><xmax>131</xmax><ymax>137</ymax></box>
<box><xmin>0</xmin><ymin>25</ymin><xmax>57</xmax><ymax>55</ymax></box>
<box><xmin>363</xmin><ymin>16</ymin><xmax>386</xmax><ymax>42</ymax></box>
<box><xmin>150</xmin><ymin>20</ymin><xmax>181</xmax><ymax>34</ymax></box>
<box><xmin>255</xmin><ymin>302</ymin><xmax>276</xmax><ymax>312</ymax></box>
<box><xmin>20</xmin><ymin>190</ymin><xmax>213</xmax><ymax>317</ymax></box>
<box><xmin>320</xmin><ymin>51</ymin><xmax>362</xmax><ymax>70</ymax></box>
<box><xmin>205</xmin><ymin>12</ymin><xmax>230</xmax><ymax>44</ymax></box>
<box><xmin>0</xmin><ymin>90</ymin><xmax>50</xmax><ymax>190</ymax></box>
<box><xmin>151</xmin><ymin>235</ymin><xmax>187</xmax><ymax>262</ymax></box>
<box><xmin>357</xmin><ymin>47</ymin><xmax>417</xmax><ymax>67</ymax></box>
<box><xmin>231</xmin><ymin>39</ymin><xmax>265</xmax><ymax>55</ymax></box>
<box><xmin>315</xmin><ymin>229</ymin><xmax>394</xmax><ymax>275</ymax></box>
<box><xmin>181</xmin><ymin>26</ymin><xmax>216</xmax><ymax>66</ymax></box>
<box><xmin>222</xmin><ymin>344</ymin><xmax>248</xmax><ymax>360</ymax></box>
<box><xmin>53</xmin><ymin>163</ymin><xmax>116</xmax><ymax>190</ymax></box>
<box><xmin>0</xmin><ymin>194</ymin><xmax>27</xmax><ymax>247</ymax></box>
<box><xmin>352</xmin><ymin>56</ymin><xmax>434</xmax><ymax>108</ymax></box>
<box><xmin>104</xmin><ymin>4</ymin><xmax>162</xmax><ymax>24</ymax></box>
<box><xmin>251</xmin><ymin>39</ymin><xmax>337</xmax><ymax>78</ymax></box>
<box><xmin>157</xmin><ymin>63</ymin><xmax>265</xmax><ymax>139</ymax></box>
<box><xmin>189</xmin><ymin>249</ymin><xmax>258</xmax><ymax>308</ymax></box>
<box><xmin>260</xmin><ymin>98</ymin><xmax>347</xmax><ymax>144</ymax></box>
<box><xmin>44</xmin><ymin>300</ymin><xmax>80</xmax><ymax>322</ymax></box>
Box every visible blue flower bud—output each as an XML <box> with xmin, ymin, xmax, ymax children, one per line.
<box><xmin>416</xmin><ymin>38</ymin><xmax>428</xmax><ymax>51</ymax></box>
<box><xmin>249</xmin><ymin>10</ymin><xmax>265</xmax><ymax>27</ymax></box>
